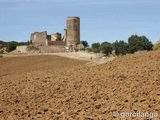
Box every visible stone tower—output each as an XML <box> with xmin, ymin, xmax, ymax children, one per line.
<box><xmin>66</xmin><ymin>16</ymin><xmax>80</xmax><ymax>49</ymax></box>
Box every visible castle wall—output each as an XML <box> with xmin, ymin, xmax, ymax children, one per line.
<box><xmin>47</xmin><ymin>35</ymin><xmax>51</xmax><ymax>41</ymax></box>
<box><xmin>51</xmin><ymin>32</ymin><xmax>62</xmax><ymax>41</ymax></box>
<box><xmin>62</xmin><ymin>29</ymin><xmax>67</xmax><ymax>42</ymax></box>
<box><xmin>16</xmin><ymin>45</ymin><xmax>27</xmax><ymax>53</ymax></box>
<box><xmin>29</xmin><ymin>16</ymin><xmax>81</xmax><ymax>52</ymax></box>
<box><xmin>38</xmin><ymin>45</ymin><xmax>66</xmax><ymax>53</ymax></box>
<box><xmin>30</xmin><ymin>31</ymin><xmax>47</xmax><ymax>46</ymax></box>
<box><xmin>47</xmin><ymin>41</ymin><xmax>65</xmax><ymax>46</ymax></box>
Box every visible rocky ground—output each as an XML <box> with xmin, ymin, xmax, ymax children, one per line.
<box><xmin>0</xmin><ymin>51</ymin><xmax>160</xmax><ymax>120</ymax></box>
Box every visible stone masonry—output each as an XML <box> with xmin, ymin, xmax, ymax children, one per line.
<box><xmin>29</xmin><ymin>16</ymin><xmax>81</xmax><ymax>52</ymax></box>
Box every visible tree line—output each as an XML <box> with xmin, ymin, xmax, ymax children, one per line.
<box><xmin>0</xmin><ymin>41</ymin><xmax>28</xmax><ymax>53</ymax></box>
<box><xmin>81</xmin><ymin>35</ymin><xmax>153</xmax><ymax>56</ymax></box>
<box><xmin>0</xmin><ymin>34</ymin><xmax>156</xmax><ymax>54</ymax></box>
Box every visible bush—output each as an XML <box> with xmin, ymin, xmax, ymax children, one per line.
<box><xmin>100</xmin><ymin>42</ymin><xmax>113</xmax><ymax>55</ymax></box>
<box><xmin>128</xmin><ymin>35</ymin><xmax>153</xmax><ymax>53</ymax></box>
<box><xmin>6</xmin><ymin>42</ymin><xmax>18</xmax><ymax>52</ymax></box>
<box><xmin>113</xmin><ymin>40</ymin><xmax>129</xmax><ymax>55</ymax></box>
<box><xmin>81</xmin><ymin>40</ymin><xmax>89</xmax><ymax>48</ymax></box>
<box><xmin>0</xmin><ymin>41</ymin><xmax>7</xmax><ymax>47</ymax></box>
<box><xmin>91</xmin><ymin>42</ymin><xmax>100</xmax><ymax>53</ymax></box>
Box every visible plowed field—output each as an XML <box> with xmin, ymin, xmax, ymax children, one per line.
<box><xmin>0</xmin><ymin>51</ymin><xmax>160</xmax><ymax>120</ymax></box>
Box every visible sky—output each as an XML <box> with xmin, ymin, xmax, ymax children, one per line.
<box><xmin>0</xmin><ymin>0</ymin><xmax>160</xmax><ymax>45</ymax></box>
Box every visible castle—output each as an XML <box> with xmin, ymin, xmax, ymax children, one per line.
<box><xmin>29</xmin><ymin>16</ymin><xmax>81</xmax><ymax>52</ymax></box>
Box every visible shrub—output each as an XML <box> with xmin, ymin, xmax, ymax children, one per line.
<box><xmin>128</xmin><ymin>35</ymin><xmax>153</xmax><ymax>53</ymax></box>
<box><xmin>81</xmin><ymin>40</ymin><xmax>89</xmax><ymax>48</ymax></box>
<box><xmin>113</xmin><ymin>40</ymin><xmax>129</xmax><ymax>55</ymax></box>
<box><xmin>6</xmin><ymin>42</ymin><xmax>18</xmax><ymax>52</ymax></box>
<box><xmin>100</xmin><ymin>42</ymin><xmax>113</xmax><ymax>55</ymax></box>
<box><xmin>91</xmin><ymin>42</ymin><xmax>100</xmax><ymax>53</ymax></box>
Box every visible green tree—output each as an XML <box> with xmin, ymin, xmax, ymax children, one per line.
<box><xmin>81</xmin><ymin>40</ymin><xmax>89</xmax><ymax>48</ymax></box>
<box><xmin>6</xmin><ymin>41</ymin><xmax>18</xmax><ymax>52</ymax></box>
<box><xmin>18</xmin><ymin>41</ymin><xmax>29</xmax><ymax>46</ymax></box>
<box><xmin>113</xmin><ymin>40</ymin><xmax>129</xmax><ymax>55</ymax></box>
<box><xmin>128</xmin><ymin>35</ymin><xmax>153</xmax><ymax>53</ymax></box>
<box><xmin>91</xmin><ymin>42</ymin><xmax>100</xmax><ymax>53</ymax></box>
<box><xmin>100</xmin><ymin>42</ymin><xmax>113</xmax><ymax>55</ymax></box>
<box><xmin>0</xmin><ymin>41</ymin><xmax>7</xmax><ymax>47</ymax></box>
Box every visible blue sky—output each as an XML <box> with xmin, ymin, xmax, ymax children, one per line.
<box><xmin>0</xmin><ymin>0</ymin><xmax>160</xmax><ymax>45</ymax></box>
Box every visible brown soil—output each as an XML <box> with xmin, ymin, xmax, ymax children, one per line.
<box><xmin>0</xmin><ymin>51</ymin><xmax>160</xmax><ymax>120</ymax></box>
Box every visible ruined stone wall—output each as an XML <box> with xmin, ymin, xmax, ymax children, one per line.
<box><xmin>16</xmin><ymin>45</ymin><xmax>27</xmax><ymax>53</ymax></box>
<box><xmin>62</xmin><ymin>29</ymin><xmax>67</xmax><ymax>42</ymax></box>
<box><xmin>28</xmin><ymin>16</ymin><xmax>81</xmax><ymax>52</ymax></box>
<box><xmin>47</xmin><ymin>41</ymin><xmax>65</xmax><ymax>46</ymax></box>
<box><xmin>51</xmin><ymin>32</ymin><xmax>62</xmax><ymax>41</ymax></box>
<box><xmin>30</xmin><ymin>31</ymin><xmax>47</xmax><ymax>46</ymax></box>
<box><xmin>38</xmin><ymin>45</ymin><xmax>66</xmax><ymax>53</ymax></box>
<box><xmin>47</xmin><ymin>35</ymin><xmax>51</xmax><ymax>41</ymax></box>
<box><xmin>66</xmin><ymin>17</ymin><xmax>80</xmax><ymax>47</ymax></box>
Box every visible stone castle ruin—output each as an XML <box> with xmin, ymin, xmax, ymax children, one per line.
<box><xmin>28</xmin><ymin>16</ymin><xmax>81</xmax><ymax>53</ymax></box>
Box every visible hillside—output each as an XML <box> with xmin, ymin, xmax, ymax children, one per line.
<box><xmin>0</xmin><ymin>51</ymin><xmax>160</xmax><ymax>119</ymax></box>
